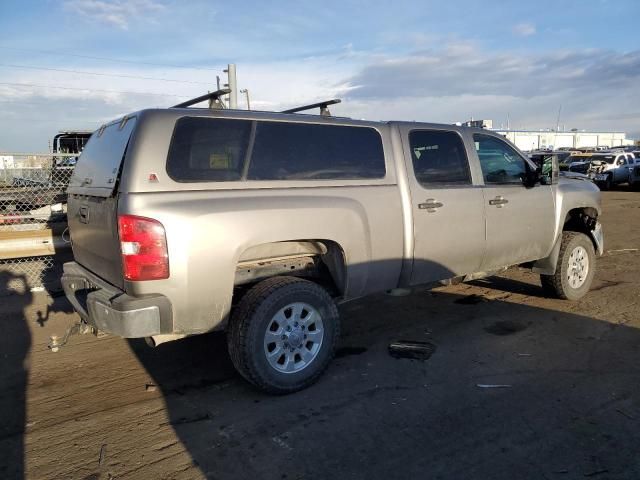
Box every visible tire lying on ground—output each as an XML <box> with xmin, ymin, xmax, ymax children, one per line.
<box><xmin>227</xmin><ymin>276</ymin><xmax>340</xmax><ymax>394</ymax></box>
<box><xmin>540</xmin><ymin>231</ymin><xmax>596</xmax><ymax>301</ymax></box>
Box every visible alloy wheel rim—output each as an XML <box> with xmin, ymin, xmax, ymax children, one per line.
<box><xmin>567</xmin><ymin>245</ymin><xmax>589</xmax><ymax>289</ymax></box>
<box><xmin>263</xmin><ymin>302</ymin><xmax>324</xmax><ymax>374</ymax></box>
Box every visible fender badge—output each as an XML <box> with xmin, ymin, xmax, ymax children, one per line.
<box><xmin>148</xmin><ymin>173</ymin><xmax>159</xmax><ymax>183</ymax></box>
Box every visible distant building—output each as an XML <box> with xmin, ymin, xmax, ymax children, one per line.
<box><xmin>460</xmin><ymin>119</ymin><xmax>634</xmax><ymax>151</ymax></box>
<box><xmin>494</xmin><ymin>129</ymin><xmax>632</xmax><ymax>151</ymax></box>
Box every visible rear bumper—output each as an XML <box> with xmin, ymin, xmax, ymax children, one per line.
<box><xmin>62</xmin><ymin>261</ymin><xmax>173</xmax><ymax>338</ymax></box>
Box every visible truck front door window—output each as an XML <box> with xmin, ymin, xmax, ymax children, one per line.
<box><xmin>474</xmin><ymin>134</ymin><xmax>527</xmax><ymax>185</ymax></box>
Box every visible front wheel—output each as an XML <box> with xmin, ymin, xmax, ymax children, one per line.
<box><xmin>599</xmin><ymin>174</ymin><xmax>613</xmax><ymax>191</ymax></box>
<box><xmin>540</xmin><ymin>231</ymin><xmax>596</xmax><ymax>300</ymax></box>
<box><xmin>227</xmin><ymin>276</ymin><xmax>340</xmax><ymax>394</ymax></box>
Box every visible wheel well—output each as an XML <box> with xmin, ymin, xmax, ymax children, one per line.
<box><xmin>563</xmin><ymin>207</ymin><xmax>599</xmax><ymax>249</ymax></box>
<box><xmin>564</xmin><ymin>208</ymin><xmax>598</xmax><ymax>233</ymax></box>
<box><xmin>233</xmin><ymin>240</ymin><xmax>347</xmax><ymax>299</ymax></box>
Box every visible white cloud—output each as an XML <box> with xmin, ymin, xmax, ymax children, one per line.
<box><xmin>63</xmin><ymin>0</ymin><xmax>166</xmax><ymax>29</ymax></box>
<box><xmin>1</xmin><ymin>44</ymin><xmax>639</xmax><ymax>151</ymax></box>
<box><xmin>512</xmin><ymin>22</ymin><xmax>537</xmax><ymax>37</ymax></box>
<box><xmin>343</xmin><ymin>46</ymin><xmax>640</xmax><ymax>135</ymax></box>
<box><xmin>0</xmin><ymin>56</ymin><xmax>359</xmax><ymax>150</ymax></box>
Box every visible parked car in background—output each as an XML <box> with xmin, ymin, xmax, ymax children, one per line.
<box><xmin>529</xmin><ymin>151</ymin><xmax>572</xmax><ymax>168</ymax></box>
<box><xmin>566</xmin><ymin>153</ymin><xmax>594</xmax><ymax>174</ymax></box>
<box><xmin>588</xmin><ymin>152</ymin><xmax>636</xmax><ymax>189</ymax></box>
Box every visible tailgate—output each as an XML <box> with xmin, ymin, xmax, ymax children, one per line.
<box><xmin>68</xmin><ymin>194</ymin><xmax>123</xmax><ymax>288</ymax></box>
<box><xmin>67</xmin><ymin>117</ymin><xmax>137</xmax><ymax>289</ymax></box>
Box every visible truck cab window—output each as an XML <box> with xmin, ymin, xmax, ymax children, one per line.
<box><xmin>474</xmin><ymin>134</ymin><xmax>527</xmax><ymax>185</ymax></box>
<box><xmin>408</xmin><ymin>130</ymin><xmax>471</xmax><ymax>186</ymax></box>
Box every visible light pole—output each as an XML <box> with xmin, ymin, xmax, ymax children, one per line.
<box><xmin>240</xmin><ymin>88</ymin><xmax>251</xmax><ymax>110</ymax></box>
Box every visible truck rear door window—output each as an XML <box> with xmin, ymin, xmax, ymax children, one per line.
<box><xmin>408</xmin><ymin>130</ymin><xmax>471</xmax><ymax>186</ymax></box>
<box><xmin>167</xmin><ymin>117</ymin><xmax>252</xmax><ymax>181</ymax></box>
<box><xmin>248</xmin><ymin>122</ymin><xmax>385</xmax><ymax>180</ymax></box>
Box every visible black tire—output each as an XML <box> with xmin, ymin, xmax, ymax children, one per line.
<box><xmin>540</xmin><ymin>231</ymin><xmax>596</xmax><ymax>301</ymax></box>
<box><xmin>227</xmin><ymin>276</ymin><xmax>339</xmax><ymax>394</ymax></box>
<box><xmin>599</xmin><ymin>174</ymin><xmax>612</xmax><ymax>191</ymax></box>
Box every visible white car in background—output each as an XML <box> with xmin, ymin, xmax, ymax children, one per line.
<box><xmin>588</xmin><ymin>152</ymin><xmax>637</xmax><ymax>190</ymax></box>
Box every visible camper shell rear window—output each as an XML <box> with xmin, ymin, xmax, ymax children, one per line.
<box><xmin>166</xmin><ymin>117</ymin><xmax>386</xmax><ymax>182</ymax></box>
<box><xmin>68</xmin><ymin>116</ymin><xmax>137</xmax><ymax>197</ymax></box>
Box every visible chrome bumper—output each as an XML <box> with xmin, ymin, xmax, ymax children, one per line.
<box><xmin>61</xmin><ymin>262</ymin><xmax>173</xmax><ymax>338</ymax></box>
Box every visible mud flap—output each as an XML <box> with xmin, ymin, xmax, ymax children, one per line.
<box><xmin>531</xmin><ymin>235</ymin><xmax>562</xmax><ymax>275</ymax></box>
<box><xmin>590</xmin><ymin>222</ymin><xmax>604</xmax><ymax>256</ymax></box>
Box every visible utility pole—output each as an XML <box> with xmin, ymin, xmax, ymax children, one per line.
<box><xmin>240</xmin><ymin>88</ymin><xmax>251</xmax><ymax>110</ymax></box>
<box><xmin>224</xmin><ymin>64</ymin><xmax>238</xmax><ymax>109</ymax></box>
<box><xmin>555</xmin><ymin>104</ymin><xmax>562</xmax><ymax>132</ymax></box>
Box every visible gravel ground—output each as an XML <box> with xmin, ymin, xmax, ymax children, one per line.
<box><xmin>1</xmin><ymin>189</ymin><xmax>639</xmax><ymax>480</ymax></box>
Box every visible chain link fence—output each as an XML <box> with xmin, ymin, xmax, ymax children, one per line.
<box><xmin>0</xmin><ymin>153</ymin><xmax>77</xmax><ymax>296</ymax></box>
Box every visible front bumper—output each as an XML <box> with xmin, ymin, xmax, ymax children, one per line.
<box><xmin>61</xmin><ymin>262</ymin><xmax>173</xmax><ymax>338</ymax></box>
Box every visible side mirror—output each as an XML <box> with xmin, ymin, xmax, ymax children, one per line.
<box><xmin>523</xmin><ymin>165</ymin><xmax>541</xmax><ymax>188</ymax></box>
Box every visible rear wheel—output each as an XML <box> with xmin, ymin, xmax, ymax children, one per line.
<box><xmin>540</xmin><ymin>231</ymin><xmax>596</xmax><ymax>301</ymax></box>
<box><xmin>227</xmin><ymin>276</ymin><xmax>339</xmax><ymax>394</ymax></box>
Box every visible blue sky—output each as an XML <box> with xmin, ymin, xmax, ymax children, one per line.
<box><xmin>0</xmin><ymin>0</ymin><xmax>638</xmax><ymax>150</ymax></box>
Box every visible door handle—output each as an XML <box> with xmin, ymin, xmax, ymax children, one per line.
<box><xmin>489</xmin><ymin>196</ymin><xmax>509</xmax><ymax>207</ymax></box>
<box><xmin>418</xmin><ymin>199</ymin><xmax>444</xmax><ymax>212</ymax></box>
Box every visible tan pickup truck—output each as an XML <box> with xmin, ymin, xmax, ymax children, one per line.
<box><xmin>62</xmin><ymin>107</ymin><xmax>603</xmax><ymax>393</ymax></box>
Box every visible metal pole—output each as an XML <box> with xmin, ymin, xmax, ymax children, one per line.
<box><xmin>225</xmin><ymin>64</ymin><xmax>238</xmax><ymax>109</ymax></box>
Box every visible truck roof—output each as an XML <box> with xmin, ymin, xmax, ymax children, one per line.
<box><xmin>105</xmin><ymin>108</ymin><xmax>487</xmax><ymax>136</ymax></box>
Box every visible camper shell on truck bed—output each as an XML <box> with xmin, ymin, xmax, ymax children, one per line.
<box><xmin>62</xmin><ymin>107</ymin><xmax>603</xmax><ymax>393</ymax></box>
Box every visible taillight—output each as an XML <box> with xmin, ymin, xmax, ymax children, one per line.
<box><xmin>118</xmin><ymin>214</ymin><xmax>169</xmax><ymax>281</ymax></box>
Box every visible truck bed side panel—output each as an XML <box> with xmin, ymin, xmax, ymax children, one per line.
<box><xmin>118</xmin><ymin>186</ymin><xmax>404</xmax><ymax>333</ymax></box>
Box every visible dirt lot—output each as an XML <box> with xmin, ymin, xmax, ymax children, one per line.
<box><xmin>1</xmin><ymin>190</ymin><xmax>639</xmax><ymax>480</ymax></box>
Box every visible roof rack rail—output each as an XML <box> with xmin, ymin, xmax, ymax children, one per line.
<box><xmin>171</xmin><ymin>88</ymin><xmax>231</xmax><ymax>109</ymax></box>
<box><xmin>281</xmin><ymin>99</ymin><xmax>341</xmax><ymax>117</ymax></box>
